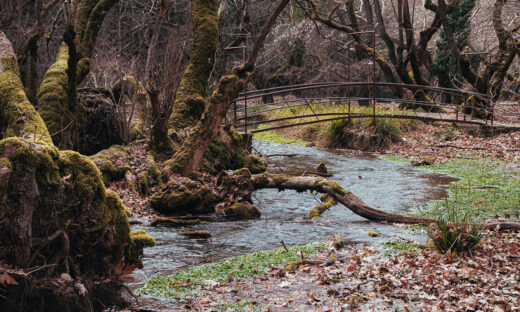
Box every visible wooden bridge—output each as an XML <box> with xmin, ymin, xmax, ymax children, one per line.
<box><xmin>229</xmin><ymin>82</ymin><xmax>514</xmax><ymax>133</ymax></box>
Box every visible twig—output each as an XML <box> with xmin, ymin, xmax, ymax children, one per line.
<box><xmin>264</xmin><ymin>153</ymin><xmax>299</xmax><ymax>157</ymax></box>
<box><xmin>281</xmin><ymin>240</ymin><xmax>289</xmax><ymax>252</ymax></box>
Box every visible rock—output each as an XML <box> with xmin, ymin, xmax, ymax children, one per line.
<box><xmin>149</xmin><ymin>175</ymin><xmax>211</xmax><ymax>215</ymax></box>
<box><xmin>224</xmin><ymin>202</ymin><xmax>261</xmax><ymax>220</ymax></box>
<box><xmin>317</xmin><ymin>162</ymin><xmax>328</xmax><ymax>174</ymax></box>
<box><xmin>410</xmin><ymin>155</ymin><xmax>435</xmax><ymax>166</ymax></box>
<box><xmin>151</xmin><ymin>217</ymin><xmax>210</xmax><ymax>227</ymax></box>
<box><xmin>368</xmin><ymin>231</ymin><xmax>380</xmax><ymax>237</ymax></box>
<box><xmin>180</xmin><ymin>231</ymin><xmax>212</xmax><ymax>239</ymax></box>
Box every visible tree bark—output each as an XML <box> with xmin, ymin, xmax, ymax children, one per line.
<box><xmin>168</xmin><ymin>0</ymin><xmax>219</xmax><ymax>131</ymax></box>
<box><xmin>37</xmin><ymin>0</ymin><xmax>118</xmax><ymax>149</ymax></box>
<box><xmin>164</xmin><ymin>0</ymin><xmax>290</xmax><ymax>177</ymax></box>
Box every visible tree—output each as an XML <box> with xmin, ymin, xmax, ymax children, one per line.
<box><xmin>437</xmin><ymin>0</ymin><xmax>519</xmax><ymax>117</ymax></box>
<box><xmin>0</xmin><ymin>31</ymin><xmax>154</xmax><ymax>311</ymax></box>
<box><xmin>37</xmin><ymin>0</ymin><xmax>119</xmax><ymax>149</ymax></box>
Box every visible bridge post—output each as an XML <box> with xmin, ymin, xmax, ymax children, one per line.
<box><xmin>372</xmin><ymin>31</ymin><xmax>376</xmax><ymax>125</ymax></box>
<box><xmin>233</xmin><ymin>99</ymin><xmax>237</xmax><ymax>128</ymax></box>
<box><xmin>244</xmin><ymin>82</ymin><xmax>248</xmax><ymax>133</ymax></box>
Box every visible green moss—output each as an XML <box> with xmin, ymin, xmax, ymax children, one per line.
<box><xmin>225</xmin><ymin>203</ymin><xmax>261</xmax><ymax>220</ymax></box>
<box><xmin>126</xmin><ymin>229</ymin><xmax>155</xmax><ymax>265</ymax></box>
<box><xmin>169</xmin><ymin>0</ymin><xmax>219</xmax><ymax>130</ymax></box>
<box><xmin>318</xmin><ymin>179</ymin><xmax>347</xmax><ymax>195</ymax></box>
<box><xmin>232</xmin><ymin>167</ymin><xmax>252</xmax><ymax>176</ymax></box>
<box><xmin>136</xmin><ymin>242</ymin><xmax>325</xmax><ymax>300</ymax></box>
<box><xmin>89</xmin><ymin>145</ymin><xmax>131</xmax><ymax>186</ymax></box>
<box><xmin>0</xmin><ymin>136</ymin><xmax>153</xmax><ymax>272</ymax></box>
<box><xmin>0</xmin><ymin>56</ymin><xmax>52</xmax><ymax>144</ymax></box>
<box><xmin>308</xmin><ymin>196</ymin><xmax>337</xmax><ymax>218</ymax></box>
<box><xmin>149</xmin><ymin>177</ymin><xmax>209</xmax><ymax>215</ymax></box>
<box><xmin>136</xmin><ymin>173</ymin><xmax>150</xmax><ymax>195</ymax></box>
<box><xmin>38</xmin><ymin>44</ymin><xmax>85</xmax><ymax>149</ymax></box>
<box><xmin>368</xmin><ymin>231</ymin><xmax>380</xmax><ymax>237</ymax></box>
<box><xmin>236</xmin><ymin>151</ymin><xmax>266</xmax><ymax>174</ymax></box>
<box><xmin>213</xmin><ymin>300</ymin><xmax>258</xmax><ymax>312</ymax></box>
<box><xmin>283</xmin><ymin>259</ymin><xmax>305</xmax><ymax>272</ymax></box>
<box><xmin>253</xmin><ymin>128</ymin><xmax>310</xmax><ymax>145</ymax></box>
<box><xmin>381</xmin><ymin>240</ymin><xmax>421</xmax><ymax>256</ymax></box>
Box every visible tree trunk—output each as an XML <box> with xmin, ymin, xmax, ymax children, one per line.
<box><xmin>164</xmin><ymin>0</ymin><xmax>290</xmax><ymax>177</ymax></box>
<box><xmin>37</xmin><ymin>0</ymin><xmax>118</xmax><ymax>149</ymax></box>
<box><xmin>168</xmin><ymin>0</ymin><xmax>219</xmax><ymax>131</ymax></box>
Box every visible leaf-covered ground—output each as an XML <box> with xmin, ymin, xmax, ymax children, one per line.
<box><xmin>131</xmin><ymin>231</ymin><xmax>519</xmax><ymax>311</ymax></box>
<box><xmin>385</xmin><ymin>123</ymin><xmax>520</xmax><ymax>162</ymax></box>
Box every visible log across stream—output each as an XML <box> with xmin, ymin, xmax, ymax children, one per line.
<box><xmin>127</xmin><ymin>141</ymin><xmax>457</xmax><ymax>289</ymax></box>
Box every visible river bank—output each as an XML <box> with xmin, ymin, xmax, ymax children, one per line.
<box><xmin>126</xmin><ymin>230</ymin><xmax>519</xmax><ymax>311</ymax></box>
<box><xmin>125</xmin><ymin>135</ymin><xmax>520</xmax><ymax>311</ymax></box>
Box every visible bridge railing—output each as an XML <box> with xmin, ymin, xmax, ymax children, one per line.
<box><xmin>229</xmin><ymin>82</ymin><xmax>493</xmax><ymax>133</ymax></box>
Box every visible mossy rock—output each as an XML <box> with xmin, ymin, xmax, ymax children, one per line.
<box><xmin>317</xmin><ymin>162</ymin><xmax>328</xmax><ymax>174</ymax></box>
<box><xmin>180</xmin><ymin>230</ymin><xmax>212</xmax><ymax>239</ymax></box>
<box><xmin>151</xmin><ymin>217</ymin><xmax>209</xmax><ymax>227</ymax></box>
<box><xmin>125</xmin><ymin>229</ymin><xmax>156</xmax><ymax>267</ymax></box>
<box><xmin>368</xmin><ymin>231</ymin><xmax>380</xmax><ymax>237</ymax></box>
<box><xmin>224</xmin><ymin>202</ymin><xmax>261</xmax><ymax>220</ymax></box>
<box><xmin>89</xmin><ymin>145</ymin><xmax>131</xmax><ymax>186</ymax></box>
<box><xmin>149</xmin><ymin>176</ymin><xmax>210</xmax><ymax>215</ymax></box>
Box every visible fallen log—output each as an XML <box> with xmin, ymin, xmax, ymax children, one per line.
<box><xmin>250</xmin><ymin>173</ymin><xmax>434</xmax><ymax>224</ymax></box>
<box><xmin>483</xmin><ymin>222</ymin><xmax>520</xmax><ymax>231</ymax></box>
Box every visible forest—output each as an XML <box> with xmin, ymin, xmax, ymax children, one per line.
<box><xmin>0</xmin><ymin>0</ymin><xmax>519</xmax><ymax>311</ymax></box>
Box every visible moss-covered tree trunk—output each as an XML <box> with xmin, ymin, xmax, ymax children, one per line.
<box><xmin>165</xmin><ymin>0</ymin><xmax>290</xmax><ymax>177</ymax></box>
<box><xmin>37</xmin><ymin>0</ymin><xmax>118</xmax><ymax>149</ymax></box>
<box><xmin>168</xmin><ymin>0</ymin><xmax>219</xmax><ymax>131</ymax></box>
<box><xmin>0</xmin><ymin>32</ymin><xmax>153</xmax><ymax>311</ymax></box>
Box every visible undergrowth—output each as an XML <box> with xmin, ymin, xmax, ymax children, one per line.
<box><xmin>214</xmin><ymin>300</ymin><xmax>259</xmax><ymax>312</ymax></box>
<box><xmin>255</xmin><ymin>103</ymin><xmax>418</xmax><ymax>149</ymax></box>
<box><xmin>252</xmin><ymin>125</ymin><xmax>310</xmax><ymax>145</ymax></box>
<box><xmin>419</xmin><ymin>158</ymin><xmax>520</xmax><ymax>221</ymax></box>
<box><xmin>136</xmin><ymin>242</ymin><xmax>325</xmax><ymax>300</ymax></box>
<box><xmin>381</xmin><ymin>240</ymin><xmax>421</xmax><ymax>256</ymax></box>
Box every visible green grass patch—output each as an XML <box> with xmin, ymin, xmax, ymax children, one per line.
<box><xmin>136</xmin><ymin>242</ymin><xmax>325</xmax><ymax>300</ymax></box>
<box><xmin>257</xmin><ymin>103</ymin><xmax>418</xmax><ymax>148</ymax></box>
<box><xmin>214</xmin><ymin>300</ymin><xmax>259</xmax><ymax>312</ymax></box>
<box><xmin>419</xmin><ymin>158</ymin><xmax>520</xmax><ymax>221</ymax></box>
<box><xmin>381</xmin><ymin>240</ymin><xmax>420</xmax><ymax>256</ymax></box>
<box><xmin>253</xmin><ymin>126</ymin><xmax>310</xmax><ymax>146</ymax></box>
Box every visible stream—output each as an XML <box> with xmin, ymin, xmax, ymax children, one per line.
<box><xmin>128</xmin><ymin>141</ymin><xmax>454</xmax><ymax>289</ymax></box>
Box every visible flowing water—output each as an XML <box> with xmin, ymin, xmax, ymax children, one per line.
<box><xmin>128</xmin><ymin>141</ymin><xmax>454</xmax><ymax>289</ymax></box>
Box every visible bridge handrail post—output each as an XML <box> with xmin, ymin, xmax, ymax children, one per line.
<box><xmin>371</xmin><ymin>31</ymin><xmax>376</xmax><ymax>125</ymax></box>
<box><xmin>244</xmin><ymin>82</ymin><xmax>248</xmax><ymax>133</ymax></box>
<box><xmin>233</xmin><ymin>99</ymin><xmax>237</xmax><ymax>127</ymax></box>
